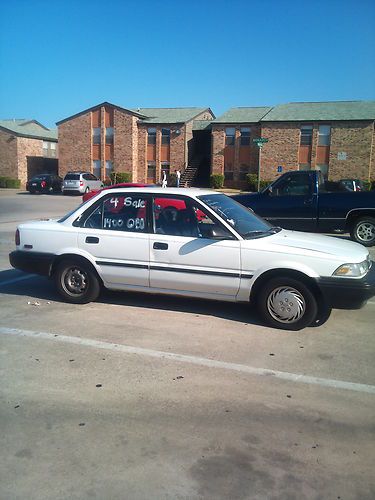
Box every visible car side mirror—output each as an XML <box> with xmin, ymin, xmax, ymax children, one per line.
<box><xmin>210</xmin><ymin>226</ymin><xmax>234</xmax><ymax>240</ymax></box>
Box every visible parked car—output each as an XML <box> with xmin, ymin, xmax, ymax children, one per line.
<box><xmin>26</xmin><ymin>174</ymin><xmax>62</xmax><ymax>194</ymax></box>
<box><xmin>82</xmin><ymin>182</ymin><xmax>153</xmax><ymax>202</ymax></box>
<box><xmin>233</xmin><ymin>170</ymin><xmax>375</xmax><ymax>246</ymax></box>
<box><xmin>62</xmin><ymin>172</ymin><xmax>103</xmax><ymax>195</ymax></box>
<box><xmin>9</xmin><ymin>187</ymin><xmax>375</xmax><ymax>330</ymax></box>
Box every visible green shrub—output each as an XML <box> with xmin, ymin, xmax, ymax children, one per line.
<box><xmin>0</xmin><ymin>176</ymin><xmax>21</xmax><ymax>188</ymax></box>
<box><xmin>210</xmin><ymin>174</ymin><xmax>224</xmax><ymax>189</ymax></box>
<box><xmin>362</xmin><ymin>180</ymin><xmax>371</xmax><ymax>191</ymax></box>
<box><xmin>259</xmin><ymin>180</ymin><xmax>271</xmax><ymax>191</ymax></box>
<box><xmin>245</xmin><ymin>174</ymin><xmax>270</xmax><ymax>192</ymax></box>
<box><xmin>110</xmin><ymin>172</ymin><xmax>132</xmax><ymax>184</ymax></box>
<box><xmin>245</xmin><ymin>173</ymin><xmax>258</xmax><ymax>191</ymax></box>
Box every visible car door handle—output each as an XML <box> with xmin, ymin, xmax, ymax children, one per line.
<box><xmin>86</xmin><ymin>236</ymin><xmax>99</xmax><ymax>244</ymax></box>
<box><xmin>153</xmin><ymin>242</ymin><xmax>168</xmax><ymax>250</ymax></box>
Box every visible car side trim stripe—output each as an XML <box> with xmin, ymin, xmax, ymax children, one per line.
<box><xmin>96</xmin><ymin>260</ymin><xmax>149</xmax><ymax>270</ymax></box>
<box><xmin>95</xmin><ymin>260</ymin><xmax>253</xmax><ymax>279</ymax></box>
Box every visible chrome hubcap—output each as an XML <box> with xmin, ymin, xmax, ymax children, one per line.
<box><xmin>356</xmin><ymin>222</ymin><xmax>375</xmax><ymax>242</ymax></box>
<box><xmin>267</xmin><ymin>286</ymin><xmax>306</xmax><ymax>324</ymax></box>
<box><xmin>62</xmin><ymin>267</ymin><xmax>88</xmax><ymax>295</ymax></box>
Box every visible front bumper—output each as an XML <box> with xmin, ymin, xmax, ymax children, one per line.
<box><xmin>9</xmin><ymin>250</ymin><xmax>55</xmax><ymax>277</ymax></box>
<box><xmin>316</xmin><ymin>263</ymin><xmax>375</xmax><ymax>309</ymax></box>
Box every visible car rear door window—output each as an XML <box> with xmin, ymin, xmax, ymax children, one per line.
<box><xmin>83</xmin><ymin>194</ymin><xmax>148</xmax><ymax>232</ymax></box>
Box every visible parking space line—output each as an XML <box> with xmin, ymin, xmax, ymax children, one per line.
<box><xmin>1</xmin><ymin>326</ymin><xmax>375</xmax><ymax>395</ymax></box>
<box><xmin>0</xmin><ymin>274</ymin><xmax>34</xmax><ymax>286</ymax></box>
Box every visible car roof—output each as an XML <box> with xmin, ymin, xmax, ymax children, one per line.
<box><xmin>95</xmin><ymin>187</ymin><xmax>217</xmax><ymax>197</ymax></box>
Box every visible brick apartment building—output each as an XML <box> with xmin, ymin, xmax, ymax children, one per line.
<box><xmin>212</xmin><ymin>101</ymin><xmax>375</xmax><ymax>187</ymax></box>
<box><xmin>56</xmin><ymin>103</ymin><xmax>214</xmax><ymax>185</ymax></box>
<box><xmin>0</xmin><ymin>120</ymin><xmax>58</xmax><ymax>186</ymax></box>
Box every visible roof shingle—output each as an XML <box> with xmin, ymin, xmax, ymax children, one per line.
<box><xmin>261</xmin><ymin>101</ymin><xmax>375</xmax><ymax>122</ymax></box>
<box><xmin>0</xmin><ymin>119</ymin><xmax>57</xmax><ymax>140</ymax></box>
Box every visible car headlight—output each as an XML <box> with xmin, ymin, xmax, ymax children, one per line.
<box><xmin>333</xmin><ymin>259</ymin><xmax>370</xmax><ymax>278</ymax></box>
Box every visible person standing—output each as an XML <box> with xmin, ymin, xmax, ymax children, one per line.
<box><xmin>161</xmin><ymin>170</ymin><xmax>167</xmax><ymax>188</ymax></box>
<box><xmin>175</xmin><ymin>169</ymin><xmax>181</xmax><ymax>188</ymax></box>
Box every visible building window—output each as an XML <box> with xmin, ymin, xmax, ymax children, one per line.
<box><xmin>239</xmin><ymin>164</ymin><xmax>249</xmax><ymax>180</ymax></box>
<box><xmin>316</xmin><ymin>164</ymin><xmax>329</xmax><ymax>178</ymax></box>
<box><xmin>42</xmin><ymin>141</ymin><xmax>48</xmax><ymax>153</ymax></box>
<box><xmin>318</xmin><ymin>125</ymin><xmax>331</xmax><ymax>146</ymax></box>
<box><xmin>148</xmin><ymin>128</ymin><xmax>156</xmax><ymax>145</ymax></box>
<box><xmin>105</xmin><ymin>161</ymin><xmax>113</xmax><ymax>178</ymax></box>
<box><xmin>105</xmin><ymin>127</ymin><xmax>114</xmax><ymax>145</ymax></box>
<box><xmin>147</xmin><ymin>161</ymin><xmax>156</xmax><ymax>179</ymax></box>
<box><xmin>50</xmin><ymin>142</ymin><xmax>57</xmax><ymax>157</ymax></box>
<box><xmin>161</xmin><ymin>128</ymin><xmax>170</xmax><ymax>145</ymax></box>
<box><xmin>93</xmin><ymin>128</ymin><xmax>101</xmax><ymax>145</ymax></box>
<box><xmin>300</xmin><ymin>125</ymin><xmax>313</xmax><ymax>145</ymax></box>
<box><xmin>93</xmin><ymin>160</ymin><xmax>101</xmax><ymax>178</ymax></box>
<box><xmin>161</xmin><ymin>162</ymin><xmax>170</xmax><ymax>176</ymax></box>
<box><xmin>225</xmin><ymin>128</ymin><xmax>235</xmax><ymax>146</ymax></box>
<box><xmin>240</xmin><ymin>127</ymin><xmax>251</xmax><ymax>146</ymax></box>
<box><xmin>224</xmin><ymin>161</ymin><xmax>234</xmax><ymax>180</ymax></box>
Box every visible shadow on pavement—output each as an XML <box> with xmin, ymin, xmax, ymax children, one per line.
<box><xmin>0</xmin><ymin>269</ymin><xmax>265</xmax><ymax>327</ymax></box>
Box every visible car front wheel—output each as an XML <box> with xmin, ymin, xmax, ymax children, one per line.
<box><xmin>55</xmin><ymin>259</ymin><xmax>101</xmax><ymax>304</ymax></box>
<box><xmin>257</xmin><ymin>277</ymin><xmax>318</xmax><ymax>330</ymax></box>
<box><xmin>350</xmin><ymin>217</ymin><xmax>375</xmax><ymax>247</ymax></box>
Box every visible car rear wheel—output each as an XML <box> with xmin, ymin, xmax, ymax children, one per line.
<box><xmin>85</xmin><ymin>187</ymin><xmax>90</xmax><ymax>193</ymax></box>
<box><xmin>55</xmin><ymin>259</ymin><xmax>101</xmax><ymax>304</ymax></box>
<box><xmin>257</xmin><ymin>277</ymin><xmax>318</xmax><ymax>330</ymax></box>
<box><xmin>350</xmin><ymin>217</ymin><xmax>375</xmax><ymax>247</ymax></box>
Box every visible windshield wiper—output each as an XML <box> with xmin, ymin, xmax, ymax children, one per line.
<box><xmin>243</xmin><ymin>227</ymin><xmax>282</xmax><ymax>239</ymax></box>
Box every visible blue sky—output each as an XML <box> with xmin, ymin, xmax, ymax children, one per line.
<box><xmin>0</xmin><ymin>0</ymin><xmax>374</xmax><ymax>128</ymax></box>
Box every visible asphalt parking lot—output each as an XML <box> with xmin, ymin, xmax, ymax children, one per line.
<box><xmin>1</xmin><ymin>189</ymin><xmax>375</xmax><ymax>500</ymax></box>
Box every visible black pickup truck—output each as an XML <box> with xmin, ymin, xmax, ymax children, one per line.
<box><xmin>232</xmin><ymin>170</ymin><xmax>375</xmax><ymax>246</ymax></box>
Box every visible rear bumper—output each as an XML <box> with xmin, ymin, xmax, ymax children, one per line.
<box><xmin>62</xmin><ymin>188</ymin><xmax>83</xmax><ymax>194</ymax></box>
<box><xmin>316</xmin><ymin>264</ymin><xmax>375</xmax><ymax>309</ymax></box>
<box><xmin>9</xmin><ymin>250</ymin><xmax>55</xmax><ymax>277</ymax></box>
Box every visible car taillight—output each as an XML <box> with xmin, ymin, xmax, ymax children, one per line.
<box><xmin>80</xmin><ymin>181</ymin><xmax>84</xmax><ymax>186</ymax></box>
<box><xmin>15</xmin><ymin>229</ymin><xmax>20</xmax><ymax>246</ymax></box>
<box><xmin>41</xmin><ymin>181</ymin><xmax>46</xmax><ymax>188</ymax></box>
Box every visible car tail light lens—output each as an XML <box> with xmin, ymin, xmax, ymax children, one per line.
<box><xmin>41</xmin><ymin>181</ymin><xmax>46</xmax><ymax>188</ymax></box>
<box><xmin>80</xmin><ymin>181</ymin><xmax>84</xmax><ymax>186</ymax></box>
<box><xmin>15</xmin><ymin>229</ymin><xmax>20</xmax><ymax>246</ymax></box>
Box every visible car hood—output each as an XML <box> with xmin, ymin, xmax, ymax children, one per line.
<box><xmin>242</xmin><ymin>229</ymin><xmax>369</xmax><ymax>263</ymax></box>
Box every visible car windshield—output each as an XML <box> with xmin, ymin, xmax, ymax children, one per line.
<box><xmin>198</xmin><ymin>193</ymin><xmax>280</xmax><ymax>239</ymax></box>
<box><xmin>64</xmin><ymin>174</ymin><xmax>80</xmax><ymax>180</ymax></box>
<box><xmin>58</xmin><ymin>198</ymin><xmax>93</xmax><ymax>223</ymax></box>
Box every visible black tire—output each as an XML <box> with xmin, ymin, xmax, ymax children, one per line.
<box><xmin>54</xmin><ymin>259</ymin><xmax>101</xmax><ymax>304</ymax></box>
<box><xmin>85</xmin><ymin>187</ymin><xmax>90</xmax><ymax>193</ymax></box>
<box><xmin>350</xmin><ymin>217</ymin><xmax>375</xmax><ymax>247</ymax></box>
<box><xmin>257</xmin><ymin>277</ymin><xmax>318</xmax><ymax>330</ymax></box>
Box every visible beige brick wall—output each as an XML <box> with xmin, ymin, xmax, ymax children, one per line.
<box><xmin>211</xmin><ymin>125</ymin><xmax>225</xmax><ymax>175</ymax></box>
<box><xmin>0</xmin><ymin>129</ymin><xmax>18</xmax><ymax>179</ymax></box>
<box><xmin>17</xmin><ymin>137</ymin><xmax>43</xmax><ymax>185</ymax></box>
<box><xmin>170</xmin><ymin>125</ymin><xmax>186</xmax><ymax>173</ymax></box>
<box><xmin>260</xmin><ymin>121</ymin><xmax>375</xmax><ymax>182</ymax></box>
<box><xmin>329</xmin><ymin>121</ymin><xmax>374</xmax><ymax>181</ymax></box>
<box><xmin>211</xmin><ymin>124</ymin><xmax>261</xmax><ymax>187</ymax></box>
<box><xmin>58</xmin><ymin>112</ymin><xmax>92</xmax><ymax>178</ymax></box>
<box><xmin>113</xmin><ymin>110</ymin><xmax>139</xmax><ymax>180</ymax></box>
<box><xmin>260</xmin><ymin>123</ymin><xmax>300</xmax><ymax>181</ymax></box>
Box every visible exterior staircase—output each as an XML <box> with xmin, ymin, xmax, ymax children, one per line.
<box><xmin>181</xmin><ymin>157</ymin><xmax>203</xmax><ymax>187</ymax></box>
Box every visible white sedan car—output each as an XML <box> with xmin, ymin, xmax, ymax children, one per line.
<box><xmin>9</xmin><ymin>187</ymin><xmax>375</xmax><ymax>330</ymax></box>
